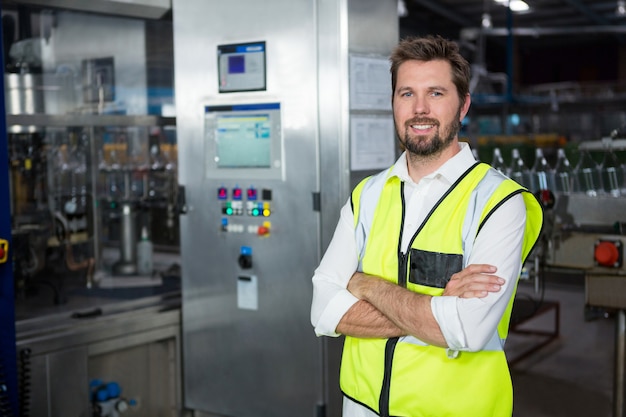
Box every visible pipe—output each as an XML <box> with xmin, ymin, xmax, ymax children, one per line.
<box><xmin>615</xmin><ymin>310</ymin><xmax>625</xmax><ymax>417</ymax></box>
<box><xmin>461</xmin><ymin>25</ymin><xmax>626</xmax><ymax>40</ymax></box>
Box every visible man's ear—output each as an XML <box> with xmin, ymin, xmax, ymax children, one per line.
<box><xmin>460</xmin><ymin>93</ymin><xmax>471</xmax><ymax>120</ymax></box>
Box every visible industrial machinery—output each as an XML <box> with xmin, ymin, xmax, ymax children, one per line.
<box><xmin>2</xmin><ymin>5</ymin><xmax>179</xmax><ymax>307</ymax></box>
<box><xmin>488</xmin><ymin>128</ymin><xmax>626</xmax><ymax>417</ymax></box>
<box><xmin>173</xmin><ymin>0</ymin><xmax>398</xmax><ymax>416</ymax></box>
<box><xmin>542</xmin><ymin>135</ymin><xmax>626</xmax><ymax>417</ymax></box>
<box><xmin>1</xmin><ymin>4</ymin><xmax>183</xmax><ymax>416</ymax></box>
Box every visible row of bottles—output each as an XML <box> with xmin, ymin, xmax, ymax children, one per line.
<box><xmin>489</xmin><ymin>146</ymin><xmax>626</xmax><ymax>197</ymax></box>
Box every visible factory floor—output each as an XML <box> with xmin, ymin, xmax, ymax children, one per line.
<box><xmin>507</xmin><ymin>274</ymin><xmax>615</xmax><ymax>417</ymax></box>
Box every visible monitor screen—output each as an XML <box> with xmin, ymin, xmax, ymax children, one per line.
<box><xmin>215</xmin><ymin>113</ymin><xmax>271</xmax><ymax>168</ymax></box>
<box><xmin>204</xmin><ymin>103</ymin><xmax>283</xmax><ymax>180</ymax></box>
<box><xmin>218</xmin><ymin>41</ymin><xmax>266</xmax><ymax>93</ymax></box>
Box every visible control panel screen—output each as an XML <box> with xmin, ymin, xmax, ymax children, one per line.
<box><xmin>204</xmin><ymin>102</ymin><xmax>283</xmax><ymax>180</ymax></box>
<box><xmin>218</xmin><ymin>41</ymin><xmax>266</xmax><ymax>93</ymax></box>
<box><xmin>214</xmin><ymin>113</ymin><xmax>271</xmax><ymax>168</ymax></box>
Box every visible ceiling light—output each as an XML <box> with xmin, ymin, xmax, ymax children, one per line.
<box><xmin>493</xmin><ymin>0</ymin><xmax>530</xmax><ymax>13</ymax></box>
<box><xmin>510</xmin><ymin>1</ymin><xmax>530</xmax><ymax>12</ymax></box>
<box><xmin>481</xmin><ymin>13</ymin><xmax>493</xmax><ymax>28</ymax></box>
<box><xmin>398</xmin><ymin>0</ymin><xmax>409</xmax><ymax>17</ymax></box>
<box><xmin>617</xmin><ymin>0</ymin><xmax>626</xmax><ymax>17</ymax></box>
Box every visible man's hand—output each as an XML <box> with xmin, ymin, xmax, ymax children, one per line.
<box><xmin>347</xmin><ymin>271</ymin><xmax>369</xmax><ymax>299</ymax></box>
<box><xmin>345</xmin><ymin>271</ymin><xmax>445</xmax><ymax>345</ymax></box>
<box><xmin>443</xmin><ymin>264</ymin><xmax>504</xmax><ymax>298</ymax></box>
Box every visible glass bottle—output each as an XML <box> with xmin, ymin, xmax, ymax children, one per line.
<box><xmin>600</xmin><ymin>148</ymin><xmax>624</xmax><ymax>197</ymax></box>
<box><xmin>574</xmin><ymin>149</ymin><xmax>602</xmax><ymax>197</ymax></box>
<box><xmin>530</xmin><ymin>148</ymin><xmax>554</xmax><ymax>192</ymax></box>
<box><xmin>137</xmin><ymin>226</ymin><xmax>153</xmax><ymax>276</ymax></box>
<box><xmin>509</xmin><ymin>148</ymin><xmax>531</xmax><ymax>189</ymax></box>
<box><xmin>471</xmin><ymin>147</ymin><xmax>480</xmax><ymax>162</ymax></box>
<box><xmin>490</xmin><ymin>147</ymin><xmax>507</xmax><ymax>174</ymax></box>
<box><xmin>106</xmin><ymin>149</ymin><xmax>124</xmax><ymax>199</ymax></box>
<box><xmin>66</xmin><ymin>134</ymin><xmax>87</xmax><ymax>216</ymax></box>
<box><xmin>553</xmin><ymin>148</ymin><xmax>575</xmax><ymax>194</ymax></box>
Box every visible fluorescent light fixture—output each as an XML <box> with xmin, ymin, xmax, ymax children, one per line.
<box><xmin>494</xmin><ymin>0</ymin><xmax>530</xmax><ymax>12</ymax></box>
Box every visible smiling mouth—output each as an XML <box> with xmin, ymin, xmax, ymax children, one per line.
<box><xmin>407</xmin><ymin>119</ymin><xmax>438</xmax><ymax>131</ymax></box>
<box><xmin>411</xmin><ymin>123</ymin><xmax>435</xmax><ymax>130</ymax></box>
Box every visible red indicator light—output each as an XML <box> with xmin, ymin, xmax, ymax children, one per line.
<box><xmin>247</xmin><ymin>188</ymin><xmax>258</xmax><ymax>200</ymax></box>
<box><xmin>232</xmin><ymin>187</ymin><xmax>243</xmax><ymax>200</ymax></box>
<box><xmin>218</xmin><ymin>187</ymin><xmax>228</xmax><ymax>200</ymax></box>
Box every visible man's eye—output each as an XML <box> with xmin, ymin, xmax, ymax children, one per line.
<box><xmin>430</xmin><ymin>91</ymin><xmax>443</xmax><ymax>97</ymax></box>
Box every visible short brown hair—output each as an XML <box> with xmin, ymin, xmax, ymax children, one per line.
<box><xmin>389</xmin><ymin>35</ymin><xmax>470</xmax><ymax>104</ymax></box>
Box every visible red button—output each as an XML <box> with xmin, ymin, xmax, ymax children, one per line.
<box><xmin>0</xmin><ymin>247</ymin><xmax>4</xmax><ymax>259</ymax></box>
<box><xmin>595</xmin><ymin>241</ymin><xmax>619</xmax><ymax>267</ymax></box>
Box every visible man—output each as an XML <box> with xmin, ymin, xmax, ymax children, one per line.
<box><xmin>310</xmin><ymin>35</ymin><xmax>543</xmax><ymax>417</ymax></box>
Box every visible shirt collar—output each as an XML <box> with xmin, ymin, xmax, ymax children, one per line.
<box><xmin>389</xmin><ymin>142</ymin><xmax>477</xmax><ymax>185</ymax></box>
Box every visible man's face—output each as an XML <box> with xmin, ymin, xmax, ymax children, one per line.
<box><xmin>392</xmin><ymin>59</ymin><xmax>470</xmax><ymax>157</ymax></box>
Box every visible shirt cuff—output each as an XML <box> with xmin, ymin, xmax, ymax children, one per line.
<box><xmin>431</xmin><ymin>295</ymin><xmax>467</xmax><ymax>351</ymax></box>
<box><xmin>314</xmin><ymin>290</ymin><xmax>360</xmax><ymax>337</ymax></box>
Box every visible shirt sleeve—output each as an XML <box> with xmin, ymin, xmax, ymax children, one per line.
<box><xmin>311</xmin><ymin>199</ymin><xmax>360</xmax><ymax>337</ymax></box>
<box><xmin>431</xmin><ymin>193</ymin><xmax>527</xmax><ymax>352</ymax></box>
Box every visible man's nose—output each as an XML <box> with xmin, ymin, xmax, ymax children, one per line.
<box><xmin>412</xmin><ymin>96</ymin><xmax>429</xmax><ymax>115</ymax></box>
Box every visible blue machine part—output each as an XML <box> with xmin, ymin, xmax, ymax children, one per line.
<box><xmin>0</xmin><ymin>9</ymin><xmax>19</xmax><ymax>416</ymax></box>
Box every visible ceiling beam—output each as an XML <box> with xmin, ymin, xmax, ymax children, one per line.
<box><xmin>409</xmin><ymin>0</ymin><xmax>475</xmax><ymax>27</ymax></box>
<box><xmin>561</xmin><ymin>0</ymin><xmax>613</xmax><ymax>25</ymax></box>
<box><xmin>461</xmin><ymin>25</ymin><xmax>626</xmax><ymax>39</ymax></box>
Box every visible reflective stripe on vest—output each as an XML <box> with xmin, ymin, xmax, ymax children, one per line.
<box><xmin>342</xmin><ymin>162</ymin><xmax>544</xmax><ymax>417</ymax></box>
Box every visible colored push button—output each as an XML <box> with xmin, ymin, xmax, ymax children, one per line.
<box><xmin>222</xmin><ymin>201</ymin><xmax>234</xmax><ymax>216</ymax></box>
<box><xmin>232</xmin><ymin>186</ymin><xmax>243</xmax><ymax>200</ymax></box>
<box><xmin>595</xmin><ymin>240</ymin><xmax>621</xmax><ymax>267</ymax></box>
<box><xmin>238</xmin><ymin>246</ymin><xmax>253</xmax><ymax>269</ymax></box>
<box><xmin>247</xmin><ymin>187</ymin><xmax>258</xmax><ymax>201</ymax></box>
<box><xmin>217</xmin><ymin>186</ymin><xmax>228</xmax><ymax>200</ymax></box>
<box><xmin>262</xmin><ymin>202</ymin><xmax>271</xmax><ymax>217</ymax></box>
<box><xmin>258</xmin><ymin>221</ymin><xmax>271</xmax><ymax>237</ymax></box>
<box><xmin>247</xmin><ymin>201</ymin><xmax>268</xmax><ymax>217</ymax></box>
<box><xmin>0</xmin><ymin>239</ymin><xmax>8</xmax><ymax>263</ymax></box>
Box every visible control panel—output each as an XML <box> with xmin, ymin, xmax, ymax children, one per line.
<box><xmin>217</xmin><ymin>185</ymin><xmax>272</xmax><ymax>236</ymax></box>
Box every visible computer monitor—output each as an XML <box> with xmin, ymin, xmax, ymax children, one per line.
<box><xmin>217</xmin><ymin>41</ymin><xmax>266</xmax><ymax>93</ymax></box>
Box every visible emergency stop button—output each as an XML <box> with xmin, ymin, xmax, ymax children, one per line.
<box><xmin>594</xmin><ymin>240</ymin><xmax>622</xmax><ymax>267</ymax></box>
<box><xmin>0</xmin><ymin>239</ymin><xmax>8</xmax><ymax>263</ymax></box>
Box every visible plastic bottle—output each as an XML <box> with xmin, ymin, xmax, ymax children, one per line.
<box><xmin>509</xmin><ymin>148</ymin><xmax>532</xmax><ymax>189</ymax></box>
<box><xmin>472</xmin><ymin>148</ymin><xmax>480</xmax><ymax>161</ymax></box>
<box><xmin>574</xmin><ymin>149</ymin><xmax>602</xmax><ymax>197</ymax></box>
<box><xmin>490</xmin><ymin>147</ymin><xmax>507</xmax><ymax>174</ymax></box>
<box><xmin>553</xmin><ymin>148</ymin><xmax>575</xmax><ymax>194</ymax></box>
<box><xmin>530</xmin><ymin>148</ymin><xmax>554</xmax><ymax>192</ymax></box>
<box><xmin>137</xmin><ymin>226</ymin><xmax>153</xmax><ymax>276</ymax></box>
<box><xmin>600</xmin><ymin>148</ymin><xmax>624</xmax><ymax>197</ymax></box>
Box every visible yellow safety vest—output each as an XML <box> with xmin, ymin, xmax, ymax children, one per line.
<box><xmin>340</xmin><ymin>162</ymin><xmax>544</xmax><ymax>417</ymax></box>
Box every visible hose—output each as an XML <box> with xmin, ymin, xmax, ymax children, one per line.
<box><xmin>17</xmin><ymin>349</ymin><xmax>31</xmax><ymax>417</ymax></box>
<box><xmin>0</xmin><ymin>357</ymin><xmax>13</xmax><ymax>417</ymax></box>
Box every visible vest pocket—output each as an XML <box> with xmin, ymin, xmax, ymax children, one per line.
<box><xmin>408</xmin><ymin>249</ymin><xmax>463</xmax><ymax>288</ymax></box>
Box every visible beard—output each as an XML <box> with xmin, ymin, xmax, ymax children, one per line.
<box><xmin>397</xmin><ymin>108</ymin><xmax>462</xmax><ymax>157</ymax></box>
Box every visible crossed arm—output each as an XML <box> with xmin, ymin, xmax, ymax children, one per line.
<box><xmin>311</xmin><ymin>195</ymin><xmax>526</xmax><ymax>350</ymax></box>
<box><xmin>335</xmin><ymin>264</ymin><xmax>504</xmax><ymax>347</ymax></box>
